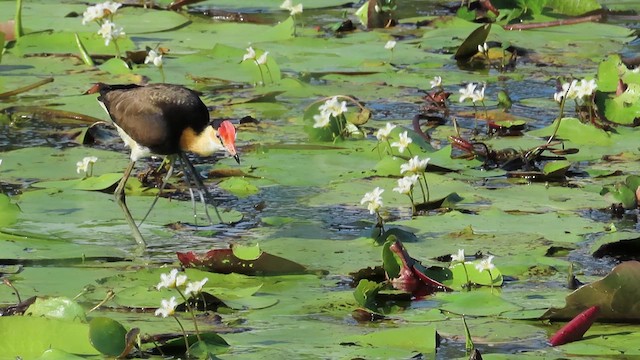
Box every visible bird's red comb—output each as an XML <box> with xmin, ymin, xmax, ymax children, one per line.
<box><xmin>218</xmin><ymin>120</ymin><xmax>236</xmax><ymax>140</ymax></box>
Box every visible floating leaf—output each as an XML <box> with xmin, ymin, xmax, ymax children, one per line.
<box><xmin>0</xmin><ymin>316</ymin><xmax>100</xmax><ymax>358</ymax></box>
<box><xmin>546</xmin><ymin>0</ymin><xmax>601</xmax><ymax>16</ymax></box>
<box><xmin>0</xmin><ymin>194</ymin><xmax>19</xmax><ymax>227</ymax></box>
<box><xmin>353</xmin><ymin>279</ymin><xmax>385</xmax><ymax>313</ymax></box>
<box><xmin>349</xmin><ymin>326</ymin><xmax>437</xmax><ymax>354</ymax></box>
<box><xmin>454</xmin><ymin>23</ymin><xmax>491</xmax><ymax>61</ymax></box>
<box><xmin>543</xmin><ymin>160</ymin><xmax>572</xmax><ymax>177</ymax></box>
<box><xmin>88</xmin><ymin>317</ymin><xmax>127</xmax><ymax>357</ymax></box>
<box><xmin>25</xmin><ymin>297</ymin><xmax>86</xmax><ymax>322</ymax></box>
<box><xmin>177</xmin><ymin>244</ymin><xmax>307</xmax><ymax>275</ymax></box>
<box><xmin>217</xmin><ymin>177</ymin><xmax>259</xmax><ymax>198</ymax></box>
<box><xmin>542</xmin><ymin>261</ymin><xmax>640</xmax><ymax>322</ymax></box>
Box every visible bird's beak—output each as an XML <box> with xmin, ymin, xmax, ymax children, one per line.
<box><xmin>233</xmin><ymin>154</ymin><xmax>240</xmax><ymax>164</ymax></box>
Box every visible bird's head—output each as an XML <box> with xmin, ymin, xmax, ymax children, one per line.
<box><xmin>216</xmin><ymin>120</ymin><xmax>240</xmax><ymax>164</ymax></box>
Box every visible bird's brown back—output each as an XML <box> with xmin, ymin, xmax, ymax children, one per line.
<box><xmin>97</xmin><ymin>84</ymin><xmax>210</xmax><ymax>155</ymax></box>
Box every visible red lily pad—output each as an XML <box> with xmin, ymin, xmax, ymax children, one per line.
<box><xmin>177</xmin><ymin>244</ymin><xmax>307</xmax><ymax>275</ymax></box>
<box><xmin>549</xmin><ymin>305</ymin><xmax>600</xmax><ymax>346</ymax></box>
<box><xmin>384</xmin><ymin>239</ymin><xmax>453</xmax><ymax>298</ymax></box>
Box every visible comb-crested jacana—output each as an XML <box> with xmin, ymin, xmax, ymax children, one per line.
<box><xmin>86</xmin><ymin>83</ymin><xmax>240</xmax><ymax>247</ymax></box>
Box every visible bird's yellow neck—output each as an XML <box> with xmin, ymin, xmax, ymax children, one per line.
<box><xmin>179</xmin><ymin>126</ymin><xmax>224</xmax><ymax>156</ymax></box>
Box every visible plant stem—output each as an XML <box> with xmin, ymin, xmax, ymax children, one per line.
<box><xmin>421</xmin><ymin>173</ymin><xmax>430</xmax><ymax>202</ymax></box>
<box><xmin>548</xmin><ymin>93</ymin><xmax>568</xmax><ymax>145</ymax></box>
<box><xmin>159</xmin><ymin>66</ymin><xmax>166</xmax><ymax>83</ymax></box>
<box><xmin>407</xmin><ymin>192</ymin><xmax>415</xmax><ymax>215</ymax></box>
<box><xmin>375</xmin><ymin>211</ymin><xmax>385</xmax><ymax>233</ymax></box>
<box><xmin>14</xmin><ymin>0</ymin><xmax>23</xmax><ymax>39</ymax></box>
<box><xmin>176</xmin><ymin>288</ymin><xmax>202</xmax><ymax>342</ymax></box>
<box><xmin>481</xmin><ymin>100</ymin><xmax>488</xmax><ymax>119</ymax></box>
<box><xmin>113</xmin><ymin>39</ymin><xmax>121</xmax><ymax>59</ymax></box>
<box><xmin>488</xmin><ymin>270</ymin><xmax>494</xmax><ymax>293</ymax></box>
<box><xmin>264</xmin><ymin>63</ymin><xmax>274</xmax><ymax>84</ymax></box>
<box><xmin>254</xmin><ymin>62</ymin><xmax>265</xmax><ymax>86</ymax></box>
<box><xmin>172</xmin><ymin>316</ymin><xmax>190</xmax><ymax>356</ymax></box>
<box><xmin>461</xmin><ymin>263</ymin><xmax>471</xmax><ymax>291</ymax></box>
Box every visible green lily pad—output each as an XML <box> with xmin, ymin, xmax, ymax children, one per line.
<box><xmin>543</xmin><ymin>160</ymin><xmax>572</xmax><ymax>177</ymax></box>
<box><xmin>25</xmin><ymin>297</ymin><xmax>87</xmax><ymax>322</ymax></box>
<box><xmin>0</xmin><ymin>316</ymin><xmax>100</xmax><ymax>358</ymax></box>
<box><xmin>0</xmin><ymin>194</ymin><xmax>19</xmax><ymax>227</ymax></box>
<box><xmin>527</xmin><ymin>118</ymin><xmax>613</xmax><ymax>146</ymax></box>
<box><xmin>36</xmin><ymin>349</ymin><xmax>87</xmax><ymax>360</ymax></box>
<box><xmin>88</xmin><ymin>317</ymin><xmax>127</xmax><ymax>356</ymax></box>
<box><xmin>349</xmin><ymin>326</ymin><xmax>436</xmax><ymax>354</ymax></box>
<box><xmin>217</xmin><ymin>177</ymin><xmax>259</xmax><ymax>197</ymax></box>
<box><xmin>439</xmin><ymin>291</ymin><xmax>522</xmax><ymax>316</ymax></box>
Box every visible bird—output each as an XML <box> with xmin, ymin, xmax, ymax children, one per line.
<box><xmin>85</xmin><ymin>83</ymin><xmax>240</xmax><ymax>247</ymax></box>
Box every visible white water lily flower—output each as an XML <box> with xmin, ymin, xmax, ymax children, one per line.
<box><xmin>400</xmin><ymin>156</ymin><xmax>430</xmax><ymax>174</ymax></box>
<box><xmin>290</xmin><ymin>3</ymin><xmax>303</xmax><ymax>15</ymax></box>
<box><xmin>101</xmin><ymin>1</ymin><xmax>122</xmax><ymax>15</ymax></box>
<box><xmin>564</xmin><ymin>80</ymin><xmax>578</xmax><ymax>99</ymax></box>
<box><xmin>319</xmin><ymin>96</ymin><xmax>347</xmax><ymax>117</ymax></box>
<box><xmin>430</xmin><ymin>76</ymin><xmax>442</xmax><ymax>89</ymax></box>
<box><xmin>376</xmin><ymin>122</ymin><xmax>397</xmax><ymax>141</ymax></box>
<box><xmin>475</xmin><ymin>255</ymin><xmax>495</xmax><ymax>272</ymax></box>
<box><xmin>574</xmin><ymin>79</ymin><xmax>597</xmax><ymax>99</ymax></box>
<box><xmin>97</xmin><ymin>20</ymin><xmax>125</xmax><ymax>46</ymax></box>
<box><xmin>82</xmin><ymin>2</ymin><xmax>122</xmax><ymax>25</ymax></box>
<box><xmin>242</xmin><ymin>46</ymin><xmax>256</xmax><ymax>62</ymax></box>
<box><xmin>553</xmin><ymin>91</ymin><xmax>564</xmax><ymax>103</ymax></box>
<box><xmin>144</xmin><ymin>50</ymin><xmax>163</xmax><ymax>67</ymax></box>
<box><xmin>185</xmin><ymin>278</ymin><xmax>209</xmax><ymax>297</ymax></box>
<box><xmin>281</xmin><ymin>0</ymin><xmax>303</xmax><ymax>15</ymax></box>
<box><xmin>451</xmin><ymin>249</ymin><xmax>465</xmax><ymax>263</ymax></box>
<box><xmin>76</xmin><ymin>156</ymin><xmax>98</xmax><ymax>174</ymax></box>
<box><xmin>156</xmin><ymin>269</ymin><xmax>187</xmax><ymax>290</ymax></box>
<box><xmin>313</xmin><ymin>110</ymin><xmax>331</xmax><ymax>128</ymax></box>
<box><xmin>473</xmin><ymin>84</ymin><xmax>486</xmax><ymax>102</ymax></box>
<box><xmin>256</xmin><ymin>51</ymin><xmax>269</xmax><ymax>65</ymax></box>
<box><xmin>360</xmin><ymin>187</ymin><xmax>384</xmax><ymax>214</ymax></box>
<box><xmin>459</xmin><ymin>83</ymin><xmax>478</xmax><ymax>103</ymax></box>
<box><xmin>154</xmin><ymin>297</ymin><xmax>178</xmax><ymax>318</ymax></box>
<box><xmin>393</xmin><ymin>175</ymin><xmax>419</xmax><ymax>195</ymax></box>
<box><xmin>385</xmin><ymin>40</ymin><xmax>397</xmax><ymax>50</ymax></box>
<box><xmin>82</xmin><ymin>4</ymin><xmax>105</xmax><ymax>25</ymax></box>
<box><xmin>390</xmin><ymin>131</ymin><xmax>413</xmax><ymax>154</ymax></box>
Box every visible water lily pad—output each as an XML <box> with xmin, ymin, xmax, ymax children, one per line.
<box><xmin>439</xmin><ymin>291</ymin><xmax>522</xmax><ymax>316</ymax></box>
<box><xmin>37</xmin><ymin>349</ymin><xmax>86</xmax><ymax>360</ymax></box>
<box><xmin>0</xmin><ymin>194</ymin><xmax>19</xmax><ymax>227</ymax></box>
<box><xmin>88</xmin><ymin>317</ymin><xmax>127</xmax><ymax>356</ymax></box>
<box><xmin>349</xmin><ymin>326</ymin><xmax>436</xmax><ymax>354</ymax></box>
<box><xmin>217</xmin><ymin>177</ymin><xmax>259</xmax><ymax>197</ymax></box>
<box><xmin>25</xmin><ymin>297</ymin><xmax>86</xmax><ymax>322</ymax></box>
<box><xmin>177</xmin><ymin>244</ymin><xmax>308</xmax><ymax>275</ymax></box>
<box><xmin>542</xmin><ymin>261</ymin><xmax>640</xmax><ymax>322</ymax></box>
<box><xmin>0</xmin><ymin>316</ymin><xmax>100</xmax><ymax>358</ymax></box>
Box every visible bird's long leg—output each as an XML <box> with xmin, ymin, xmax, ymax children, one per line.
<box><xmin>138</xmin><ymin>155</ymin><xmax>177</xmax><ymax>226</ymax></box>
<box><xmin>187</xmin><ymin>187</ymin><xmax>212</xmax><ymax>227</ymax></box>
<box><xmin>114</xmin><ymin>161</ymin><xmax>146</xmax><ymax>247</ymax></box>
<box><xmin>178</xmin><ymin>152</ymin><xmax>223</xmax><ymax>224</ymax></box>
